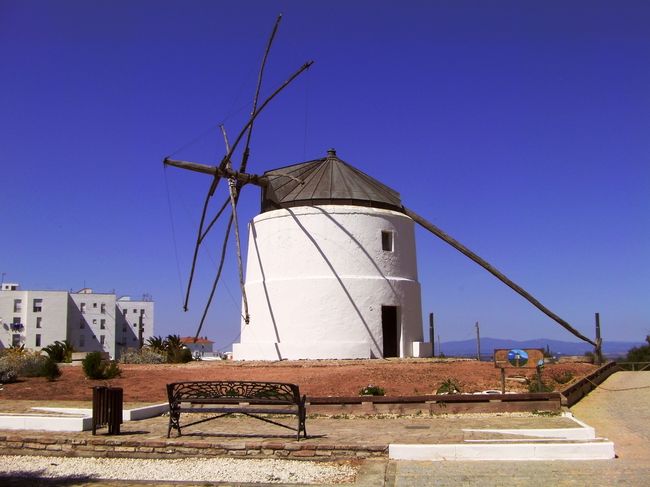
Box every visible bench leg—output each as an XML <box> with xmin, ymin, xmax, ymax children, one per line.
<box><xmin>168</xmin><ymin>410</ymin><xmax>181</xmax><ymax>438</ymax></box>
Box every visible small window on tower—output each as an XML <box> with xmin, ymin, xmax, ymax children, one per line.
<box><xmin>381</xmin><ymin>231</ymin><xmax>394</xmax><ymax>252</ymax></box>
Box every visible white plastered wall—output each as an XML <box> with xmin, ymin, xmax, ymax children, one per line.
<box><xmin>233</xmin><ymin>205</ymin><xmax>427</xmax><ymax>360</ymax></box>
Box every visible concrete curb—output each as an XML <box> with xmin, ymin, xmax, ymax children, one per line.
<box><xmin>389</xmin><ymin>440</ymin><xmax>615</xmax><ymax>461</ymax></box>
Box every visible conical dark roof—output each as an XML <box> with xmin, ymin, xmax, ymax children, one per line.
<box><xmin>261</xmin><ymin>149</ymin><xmax>403</xmax><ymax>213</ymax></box>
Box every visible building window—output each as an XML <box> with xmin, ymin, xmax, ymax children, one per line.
<box><xmin>122</xmin><ymin>325</ymin><xmax>127</xmax><ymax>332</ymax></box>
<box><xmin>100</xmin><ymin>335</ymin><xmax>105</xmax><ymax>345</ymax></box>
<box><xmin>33</xmin><ymin>298</ymin><xmax>43</xmax><ymax>312</ymax></box>
<box><xmin>92</xmin><ymin>319</ymin><xmax>97</xmax><ymax>325</ymax></box>
<box><xmin>100</xmin><ymin>319</ymin><xmax>106</xmax><ymax>330</ymax></box>
<box><xmin>101</xmin><ymin>303</ymin><xmax>106</xmax><ymax>314</ymax></box>
<box><xmin>13</xmin><ymin>299</ymin><xmax>22</xmax><ymax>312</ymax></box>
<box><xmin>93</xmin><ymin>302</ymin><xmax>97</xmax><ymax>308</ymax></box>
<box><xmin>36</xmin><ymin>317</ymin><xmax>42</xmax><ymax>328</ymax></box>
<box><xmin>80</xmin><ymin>319</ymin><xmax>85</xmax><ymax>329</ymax></box>
<box><xmin>79</xmin><ymin>335</ymin><xmax>85</xmax><ymax>347</ymax></box>
<box><xmin>80</xmin><ymin>302</ymin><xmax>86</xmax><ymax>314</ymax></box>
<box><xmin>381</xmin><ymin>231</ymin><xmax>394</xmax><ymax>252</ymax></box>
<box><xmin>123</xmin><ymin>309</ymin><xmax>128</xmax><ymax>315</ymax></box>
<box><xmin>35</xmin><ymin>334</ymin><xmax>41</xmax><ymax>347</ymax></box>
<box><xmin>133</xmin><ymin>323</ymin><xmax>137</xmax><ymax>327</ymax></box>
<box><xmin>11</xmin><ymin>317</ymin><xmax>23</xmax><ymax>331</ymax></box>
<box><xmin>133</xmin><ymin>309</ymin><xmax>137</xmax><ymax>314</ymax></box>
<box><xmin>12</xmin><ymin>334</ymin><xmax>21</xmax><ymax>347</ymax></box>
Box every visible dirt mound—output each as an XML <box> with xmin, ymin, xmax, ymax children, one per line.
<box><xmin>0</xmin><ymin>358</ymin><xmax>596</xmax><ymax>403</ymax></box>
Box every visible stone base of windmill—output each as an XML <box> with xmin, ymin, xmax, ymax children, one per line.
<box><xmin>233</xmin><ymin>340</ymin><xmax>433</xmax><ymax>360</ymax></box>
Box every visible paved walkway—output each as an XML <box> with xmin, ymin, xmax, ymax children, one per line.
<box><xmin>386</xmin><ymin>371</ymin><xmax>650</xmax><ymax>486</ymax></box>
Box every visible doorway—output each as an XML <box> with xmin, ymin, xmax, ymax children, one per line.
<box><xmin>381</xmin><ymin>305</ymin><xmax>399</xmax><ymax>358</ymax></box>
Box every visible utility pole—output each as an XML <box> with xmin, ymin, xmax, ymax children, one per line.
<box><xmin>429</xmin><ymin>313</ymin><xmax>435</xmax><ymax>357</ymax></box>
<box><xmin>475</xmin><ymin>321</ymin><xmax>481</xmax><ymax>361</ymax></box>
<box><xmin>595</xmin><ymin>312</ymin><xmax>603</xmax><ymax>365</ymax></box>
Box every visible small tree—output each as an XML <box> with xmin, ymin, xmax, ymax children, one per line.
<box><xmin>43</xmin><ymin>340</ymin><xmax>75</xmax><ymax>363</ymax></box>
<box><xmin>626</xmin><ymin>336</ymin><xmax>650</xmax><ymax>362</ymax></box>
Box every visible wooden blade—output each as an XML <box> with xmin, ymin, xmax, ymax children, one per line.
<box><xmin>194</xmin><ymin>214</ymin><xmax>234</xmax><ymax>341</ymax></box>
<box><xmin>403</xmin><ymin>206</ymin><xmax>596</xmax><ymax>347</ymax></box>
<box><xmin>183</xmin><ymin>188</ymin><xmax>212</xmax><ymax>311</ymax></box>
<box><xmin>228</xmin><ymin>179</ymin><xmax>250</xmax><ymax>323</ymax></box>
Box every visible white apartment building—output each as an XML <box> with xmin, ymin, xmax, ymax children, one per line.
<box><xmin>0</xmin><ymin>283</ymin><xmax>154</xmax><ymax>359</ymax></box>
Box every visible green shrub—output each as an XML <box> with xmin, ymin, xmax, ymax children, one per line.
<box><xmin>168</xmin><ymin>346</ymin><xmax>193</xmax><ymax>364</ymax></box>
<box><xmin>528</xmin><ymin>378</ymin><xmax>553</xmax><ymax>393</ymax></box>
<box><xmin>40</xmin><ymin>357</ymin><xmax>61</xmax><ymax>381</ymax></box>
<box><xmin>103</xmin><ymin>361</ymin><xmax>121</xmax><ymax>380</ymax></box>
<box><xmin>359</xmin><ymin>384</ymin><xmax>385</xmax><ymax>396</ymax></box>
<box><xmin>82</xmin><ymin>352</ymin><xmax>121</xmax><ymax>380</ymax></box>
<box><xmin>120</xmin><ymin>348</ymin><xmax>165</xmax><ymax>364</ymax></box>
<box><xmin>436</xmin><ymin>378</ymin><xmax>462</xmax><ymax>394</ymax></box>
<box><xmin>0</xmin><ymin>351</ymin><xmax>61</xmax><ymax>381</ymax></box>
<box><xmin>0</xmin><ymin>363</ymin><xmax>18</xmax><ymax>383</ymax></box>
<box><xmin>551</xmin><ymin>370</ymin><xmax>574</xmax><ymax>385</ymax></box>
<box><xmin>18</xmin><ymin>354</ymin><xmax>50</xmax><ymax>377</ymax></box>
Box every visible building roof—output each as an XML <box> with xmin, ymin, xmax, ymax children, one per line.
<box><xmin>179</xmin><ymin>336</ymin><xmax>214</xmax><ymax>345</ymax></box>
<box><xmin>261</xmin><ymin>149</ymin><xmax>403</xmax><ymax>213</ymax></box>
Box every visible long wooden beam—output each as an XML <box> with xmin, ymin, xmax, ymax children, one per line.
<box><xmin>163</xmin><ymin>158</ymin><xmax>268</xmax><ymax>187</ymax></box>
<box><xmin>403</xmin><ymin>206</ymin><xmax>597</xmax><ymax>347</ymax></box>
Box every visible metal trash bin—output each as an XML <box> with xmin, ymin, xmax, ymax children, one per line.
<box><xmin>92</xmin><ymin>386</ymin><xmax>123</xmax><ymax>435</ymax></box>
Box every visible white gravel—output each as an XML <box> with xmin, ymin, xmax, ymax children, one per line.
<box><xmin>0</xmin><ymin>455</ymin><xmax>357</xmax><ymax>484</ymax></box>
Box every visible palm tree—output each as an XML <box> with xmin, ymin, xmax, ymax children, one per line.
<box><xmin>146</xmin><ymin>336</ymin><xmax>166</xmax><ymax>354</ymax></box>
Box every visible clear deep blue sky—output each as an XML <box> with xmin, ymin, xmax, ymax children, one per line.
<box><xmin>1</xmin><ymin>1</ymin><xmax>648</xmax><ymax>348</ymax></box>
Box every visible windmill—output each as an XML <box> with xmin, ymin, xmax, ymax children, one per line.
<box><xmin>164</xmin><ymin>16</ymin><xmax>601</xmax><ymax>361</ymax></box>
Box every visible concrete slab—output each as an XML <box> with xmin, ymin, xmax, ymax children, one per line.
<box><xmin>0</xmin><ymin>403</ymin><xmax>168</xmax><ymax>432</ymax></box>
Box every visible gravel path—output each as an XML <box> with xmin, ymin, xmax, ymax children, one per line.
<box><xmin>0</xmin><ymin>455</ymin><xmax>357</xmax><ymax>484</ymax></box>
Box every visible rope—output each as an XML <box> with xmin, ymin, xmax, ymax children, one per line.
<box><xmin>166</xmin><ymin>101</ymin><xmax>252</xmax><ymax>158</ymax></box>
<box><xmin>585</xmin><ymin>376</ymin><xmax>650</xmax><ymax>392</ymax></box>
<box><xmin>163</xmin><ymin>167</ymin><xmax>186</xmax><ymax>306</ymax></box>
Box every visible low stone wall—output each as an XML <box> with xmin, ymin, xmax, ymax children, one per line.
<box><xmin>561</xmin><ymin>362</ymin><xmax>620</xmax><ymax>407</ymax></box>
<box><xmin>308</xmin><ymin>392</ymin><xmax>562</xmax><ymax>416</ymax></box>
<box><xmin>0</xmin><ymin>434</ymin><xmax>384</xmax><ymax>460</ymax></box>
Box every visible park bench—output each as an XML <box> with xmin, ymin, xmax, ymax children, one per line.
<box><xmin>166</xmin><ymin>380</ymin><xmax>307</xmax><ymax>439</ymax></box>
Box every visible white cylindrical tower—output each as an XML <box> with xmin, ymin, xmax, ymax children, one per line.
<box><xmin>232</xmin><ymin>150</ymin><xmax>428</xmax><ymax>360</ymax></box>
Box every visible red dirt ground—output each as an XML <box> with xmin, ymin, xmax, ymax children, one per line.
<box><xmin>0</xmin><ymin>359</ymin><xmax>596</xmax><ymax>403</ymax></box>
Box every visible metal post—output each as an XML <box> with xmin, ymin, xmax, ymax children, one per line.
<box><xmin>595</xmin><ymin>312</ymin><xmax>603</xmax><ymax>365</ymax></box>
<box><xmin>429</xmin><ymin>313</ymin><xmax>435</xmax><ymax>357</ymax></box>
<box><xmin>475</xmin><ymin>321</ymin><xmax>481</xmax><ymax>361</ymax></box>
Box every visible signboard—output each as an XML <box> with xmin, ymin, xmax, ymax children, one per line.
<box><xmin>494</xmin><ymin>348</ymin><xmax>544</xmax><ymax>369</ymax></box>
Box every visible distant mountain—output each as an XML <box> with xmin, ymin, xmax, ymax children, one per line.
<box><xmin>439</xmin><ymin>337</ymin><xmax>644</xmax><ymax>359</ymax></box>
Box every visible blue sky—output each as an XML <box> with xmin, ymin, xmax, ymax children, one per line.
<box><xmin>1</xmin><ymin>1</ymin><xmax>648</xmax><ymax>348</ymax></box>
